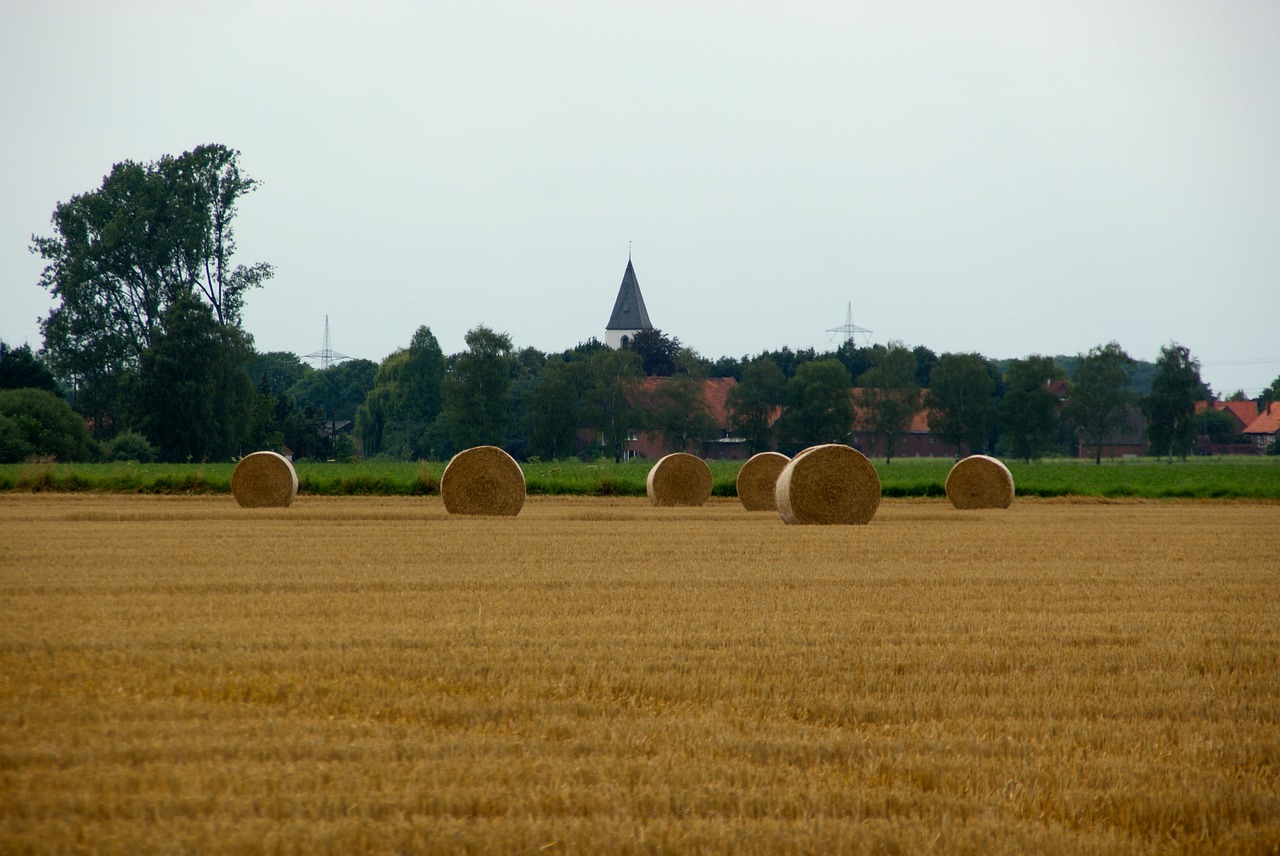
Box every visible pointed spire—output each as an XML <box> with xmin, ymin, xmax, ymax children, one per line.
<box><xmin>606</xmin><ymin>258</ymin><xmax>653</xmax><ymax>332</ymax></box>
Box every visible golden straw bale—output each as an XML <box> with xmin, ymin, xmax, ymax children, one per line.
<box><xmin>735</xmin><ymin>451</ymin><xmax>791</xmax><ymax>511</ymax></box>
<box><xmin>441</xmin><ymin>446</ymin><xmax>526</xmax><ymax>516</ymax></box>
<box><xmin>945</xmin><ymin>454</ymin><xmax>1015</xmax><ymax>509</ymax></box>
<box><xmin>646</xmin><ymin>453</ymin><xmax>713</xmax><ymax>507</ymax></box>
<box><xmin>775</xmin><ymin>444</ymin><xmax>880</xmax><ymax>525</ymax></box>
<box><xmin>230</xmin><ymin>451</ymin><xmax>298</xmax><ymax>508</ymax></box>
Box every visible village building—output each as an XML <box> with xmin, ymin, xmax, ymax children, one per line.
<box><xmin>1193</xmin><ymin>400</ymin><xmax>1258</xmax><ymax>456</ymax></box>
<box><xmin>596</xmin><ymin>258</ymin><xmax>1276</xmax><ymax>460</ymax></box>
<box><xmin>622</xmin><ymin>376</ymin><xmax>747</xmax><ymax>461</ymax></box>
<box><xmin>1242</xmin><ymin>401</ymin><xmax>1280</xmax><ymax>454</ymax></box>
<box><xmin>1075</xmin><ymin>403</ymin><xmax>1148</xmax><ymax>460</ymax></box>
<box><xmin>848</xmin><ymin>390</ymin><xmax>966</xmax><ymax>459</ymax></box>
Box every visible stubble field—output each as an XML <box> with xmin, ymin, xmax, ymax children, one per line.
<box><xmin>1</xmin><ymin>494</ymin><xmax>1278</xmax><ymax>854</ymax></box>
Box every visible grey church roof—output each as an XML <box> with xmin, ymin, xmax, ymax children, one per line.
<box><xmin>606</xmin><ymin>259</ymin><xmax>654</xmax><ymax>331</ymax></box>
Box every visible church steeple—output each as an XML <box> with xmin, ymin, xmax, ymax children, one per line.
<box><xmin>605</xmin><ymin>258</ymin><xmax>653</xmax><ymax>349</ymax></box>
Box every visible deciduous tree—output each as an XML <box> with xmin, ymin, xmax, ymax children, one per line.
<box><xmin>628</xmin><ymin>328</ymin><xmax>681</xmax><ymax>377</ymax></box>
<box><xmin>128</xmin><ymin>295</ymin><xmax>254</xmax><ymax>462</ymax></box>
<box><xmin>776</xmin><ymin>359</ymin><xmax>853</xmax><ymax>454</ymax></box>
<box><xmin>728</xmin><ymin>357</ymin><xmax>787</xmax><ymax>454</ymax></box>
<box><xmin>925</xmin><ymin>352</ymin><xmax>994</xmax><ymax>457</ymax></box>
<box><xmin>1067</xmin><ymin>341</ymin><xmax>1135</xmax><ymax>464</ymax></box>
<box><xmin>439</xmin><ymin>325</ymin><xmax>514</xmax><ymax>452</ymax></box>
<box><xmin>0</xmin><ymin>342</ymin><xmax>60</xmax><ymax>394</ymax></box>
<box><xmin>998</xmin><ymin>356</ymin><xmax>1065</xmax><ymax>462</ymax></box>
<box><xmin>1142</xmin><ymin>343</ymin><xmax>1203</xmax><ymax>462</ymax></box>
<box><xmin>580</xmin><ymin>348</ymin><xmax>644</xmax><ymax>462</ymax></box>
<box><xmin>854</xmin><ymin>342</ymin><xmax>918</xmax><ymax>463</ymax></box>
<box><xmin>525</xmin><ymin>357</ymin><xmax>584</xmax><ymax>460</ymax></box>
<box><xmin>652</xmin><ymin>370</ymin><xmax>717</xmax><ymax>454</ymax></box>
<box><xmin>33</xmin><ymin>144</ymin><xmax>270</xmax><ymax>430</ymax></box>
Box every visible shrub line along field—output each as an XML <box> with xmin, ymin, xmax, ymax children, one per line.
<box><xmin>2</xmin><ymin>493</ymin><xmax>1278</xmax><ymax>853</ymax></box>
<box><xmin>3</xmin><ymin>456</ymin><xmax>1280</xmax><ymax>500</ymax></box>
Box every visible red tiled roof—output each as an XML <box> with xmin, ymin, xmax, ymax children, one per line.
<box><xmin>1244</xmin><ymin>402</ymin><xmax>1280</xmax><ymax>436</ymax></box>
<box><xmin>633</xmin><ymin>376</ymin><xmax>738</xmax><ymax>428</ymax></box>
<box><xmin>849</xmin><ymin>388</ymin><xmax>933</xmax><ymax>432</ymax></box>
<box><xmin>1219</xmin><ymin>400</ymin><xmax>1260</xmax><ymax>428</ymax></box>
<box><xmin>1192</xmin><ymin>399</ymin><xmax>1264</xmax><ymax>427</ymax></box>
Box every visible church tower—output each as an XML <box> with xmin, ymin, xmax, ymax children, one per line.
<box><xmin>605</xmin><ymin>257</ymin><xmax>653</xmax><ymax>349</ymax></box>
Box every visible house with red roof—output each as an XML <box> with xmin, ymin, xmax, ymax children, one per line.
<box><xmin>576</xmin><ymin>375</ymin><xmax>750</xmax><ymax>461</ymax></box>
<box><xmin>848</xmin><ymin>389</ymin><xmax>967</xmax><ymax>459</ymax></box>
<box><xmin>1242</xmin><ymin>401</ymin><xmax>1280</xmax><ymax>454</ymax></box>
<box><xmin>1193</xmin><ymin>400</ymin><xmax>1259</xmax><ymax>455</ymax></box>
<box><xmin>621</xmin><ymin>376</ymin><xmax>748</xmax><ymax>460</ymax></box>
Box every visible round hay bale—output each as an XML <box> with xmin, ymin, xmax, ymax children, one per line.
<box><xmin>231</xmin><ymin>451</ymin><xmax>298</xmax><ymax>508</ymax></box>
<box><xmin>441</xmin><ymin>445</ymin><xmax>525</xmax><ymax>516</ymax></box>
<box><xmin>646</xmin><ymin>453</ymin><xmax>713</xmax><ymax>507</ymax></box>
<box><xmin>945</xmin><ymin>454</ymin><xmax>1014</xmax><ymax>509</ymax></box>
<box><xmin>775</xmin><ymin>444</ymin><xmax>880</xmax><ymax>525</ymax></box>
<box><xmin>735</xmin><ymin>451</ymin><xmax>791</xmax><ymax>511</ymax></box>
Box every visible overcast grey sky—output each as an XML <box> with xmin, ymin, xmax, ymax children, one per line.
<box><xmin>3</xmin><ymin>0</ymin><xmax>1278</xmax><ymax>395</ymax></box>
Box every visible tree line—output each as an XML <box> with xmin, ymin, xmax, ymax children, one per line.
<box><xmin>5</xmin><ymin>144</ymin><xmax>1278</xmax><ymax>464</ymax></box>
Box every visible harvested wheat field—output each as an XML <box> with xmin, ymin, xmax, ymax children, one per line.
<box><xmin>2</xmin><ymin>494</ymin><xmax>1278</xmax><ymax>854</ymax></box>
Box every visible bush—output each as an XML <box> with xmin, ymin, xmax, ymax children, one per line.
<box><xmin>0</xmin><ymin>388</ymin><xmax>94</xmax><ymax>462</ymax></box>
<box><xmin>104</xmin><ymin>431</ymin><xmax>157</xmax><ymax>463</ymax></box>
<box><xmin>0</xmin><ymin>413</ymin><xmax>35</xmax><ymax>463</ymax></box>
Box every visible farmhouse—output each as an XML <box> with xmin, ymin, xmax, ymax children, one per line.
<box><xmin>626</xmin><ymin>376</ymin><xmax>746</xmax><ymax>460</ymax></box>
<box><xmin>848</xmin><ymin>390</ymin><xmax>966</xmax><ymax>459</ymax></box>
<box><xmin>1243</xmin><ymin>401</ymin><xmax>1280</xmax><ymax>454</ymax></box>
<box><xmin>1194</xmin><ymin>400</ymin><xmax>1258</xmax><ymax>456</ymax></box>
<box><xmin>1075</xmin><ymin>403</ymin><xmax>1148</xmax><ymax>460</ymax></box>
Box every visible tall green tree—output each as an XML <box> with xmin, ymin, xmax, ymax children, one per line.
<box><xmin>925</xmin><ymin>352</ymin><xmax>995</xmax><ymax>457</ymax></box>
<box><xmin>911</xmin><ymin>345</ymin><xmax>939</xmax><ymax>388</ymax></box>
<box><xmin>998</xmin><ymin>355</ymin><xmax>1065</xmax><ymax>463</ymax></box>
<box><xmin>580</xmin><ymin>348</ymin><xmax>645</xmax><ymax>462</ymax></box>
<box><xmin>33</xmin><ymin>144</ymin><xmax>270</xmax><ymax>430</ymax></box>
<box><xmin>128</xmin><ymin>294</ymin><xmax>254</xmax><ymax>461</ymax></box>
<box><xmin>247</xmin><ymin>351</ymin><xmax>310</xmax><ymax>396</ymax></box>
<box><xmin>355</xmin><ymin>326</ymin><xmax>446</xmax><ymax>459</ymax></box>
<box><xmin>728</xmin><ymin>357</ymin><xmax>787</xmax><ymax>454</ymax></box>
<box><xmin>854</xmin><ymin>341</ymin><xmax>918</xmax><ymax>463</ymax></box>
<box><xmin>1260</xmin><ymin>374</ymin><xmax>1280</xmax><ymax>409</ymax></box>
<box><xmin>1142</xmin><ymin>343</ymin><xmax>1203</xmax><ymax>462</ymax></box>
<box><xmin>525</xmin><ymin>357</ymin><xmax>584</xmax><ymax>460</ymax></box>
<box><xmin>0</xmin><ymin>342</ymin><xmax>60</xmax><ymax>394</ymax></box>
<box><xmin>1067</xmin><ymin>341</ymin><xmax>1135</xmax><ymax>464</ymax></box>
<box><xmin>776</xmin><ymin>359</ymin><xmax>853</xmax><ymax>454</ymax></box>
<box><xmin>652</xmin><ymin>371</ymin><xmax>717</xmax><ymax>454</ymax></box>
<box><xmin>628</xmin><ymin>328</ymin><xmax>681</xmax><ymax>377</ymax></box>
<box><xmin>290</xmin><ymin>359</ymin><xmax>378</xmax><ymax>430</ymax></box>
<box><xmin>439</xmin><ymin>325</ymin><xmax>514</xmax><ymax>451</ymax></box>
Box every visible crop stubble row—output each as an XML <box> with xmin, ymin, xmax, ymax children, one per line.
<box><xmin>1</xmin><ymin>494</ymin><xmax>1277</xmax><ymax>854</ymax></box>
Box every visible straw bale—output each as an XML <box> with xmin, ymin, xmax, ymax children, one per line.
<box><xmin>775</xmin><ymin>444</ymin><xmax>880</xmax><ymax>525</ymax></box>
<box><xmin>945</xmin><ymin>454</ymin><xmax>1015</xmax><ymax>509</ymax></box>
<box><xmin>441</xmin><ymin>445</ymin><xmax>526</xmax><ymax>516</ymax></box>
<box><xmin>231</xmin><ymin>451</ymin><xmax>298</xmax><ymax>508</ymax></box>
<box><xmin>646</xmin><ymin>453</ymin><xmax>713</xmax><ymax>507</ymax></box>
<box><xmin>735</xmin><ymin>451</ymin><xmax>791</xmax><ymax>511</ymax></box>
